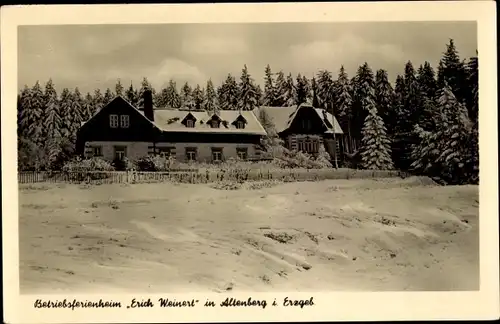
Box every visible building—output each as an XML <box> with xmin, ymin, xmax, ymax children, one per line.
<box><xmin>75</xmin><ymin>90</ymin><xmax>267</xmax><ymax>163</ymax></box>
<box><xmin>253</xmin><ymin>104</ymin><xmax>344</xmax><ymax>161</ymax></box>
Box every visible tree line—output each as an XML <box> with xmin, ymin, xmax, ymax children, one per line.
<box><xmin>18</xmin><ymin>39</ymin><xmax>478</xmax><ymax>184</ymax></box>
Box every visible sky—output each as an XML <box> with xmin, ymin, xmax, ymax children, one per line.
<box><xmin>18</xmin><ymin>22</ymin><xmax>477</xmax><ymax>94</ymax></box>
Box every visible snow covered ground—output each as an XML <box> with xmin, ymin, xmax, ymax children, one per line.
<box><xmin>19</xmin><ymin>177</ymin><xmax>479</xmax><ymax>293</ymax></box>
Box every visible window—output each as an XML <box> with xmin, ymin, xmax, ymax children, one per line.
<box><xmin>91</xmin><ymin>146</ymin><xmax>102</xmax><ymax>157</ymax></box>
<box><xmin>301</xmin><ymin>119</ymin><xmax>312</xmax><ymax>131</ymax></box>
<box><xmin>210</xmin><ymin>120</ymin><xmax>220</xmax><ymax>128</ymax></box>
<box><xmin>114</xmin><ymin>146</ymin><xmax>127</xmax><ymax>160</ymax></box>
<box><xmin>185</xmin><ymin>147</ymin><xmax>197</xmax><ymax>161</ymax></box>
<box><xmin>297</xmin><ymin>137</ymin><xmax>319</xmax><ymax>154</ymax></box>
<box><xmin>120</xmin><ymin>115</ymin><xmax>130</xmax><ymax>128</ymax></box>
<box><xmin>236</xmin><ymin>148</ymin><xmax>248</xmax><ymax>160</ymax></box>
<box><xmin>186</xmin><ymin>119</ymin><xmax>195</xmax><ymax>128</ymax></box>
<box><xmin>236</xmin><ymin>120</ymin><xmax>245</xmax><ymax>129</ymax></box>
<box><xmin>157</xmin><ymin>147</ymin><xmax>175</xmax><ymax>158</ymax></box>
<box><xmin>110</xmin><ymin>114</ymin><xmax>119</xmax><ymax>128</ymax></box>
<box><xmin>211</xmin><ymin>148</ymin><xmax>223</xmax><ymax>162</ymax></box>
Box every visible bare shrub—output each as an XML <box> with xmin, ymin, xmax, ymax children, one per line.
<box><xmin>210</xmin><ymin>181</ymin><xmax>242</xmax><ymax>190</ymax></box>
<box><xmin>264</xmin><ymin>231</ymin><xmax>296</xmax><ymax>244</ymax></box>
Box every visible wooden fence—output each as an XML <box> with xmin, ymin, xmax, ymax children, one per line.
<box><xmin>18</xmin><ymin>168</ymin><xmax>404</xmax><ymax>185</ymax></box>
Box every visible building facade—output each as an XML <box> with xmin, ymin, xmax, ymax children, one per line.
<box><xmin>254</xmin><ymin>104</ymin><xmax>344</xmax><ymax>161</ymax></box>
<box><xmin>76</xmin><ymin>90</ymin><xmax>267</xmax><ymax>163</ymax></box>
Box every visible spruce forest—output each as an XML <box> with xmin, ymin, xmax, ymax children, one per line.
<box><xmin>17</xmin><ymin>40</ymin><xmax>479</xmax><ymax>185</ymax></box>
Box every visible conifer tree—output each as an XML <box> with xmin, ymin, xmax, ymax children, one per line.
<box><xmin>59</xmin><ymin>88</ymin><xmax>73</xmax><ymax>139</ymax></box>
<box><xmin>192</xmin><ymin>84</ymin><xmax>205</xmax><ymax>110</ymax></box>
<box><xmin>165</xmin><ymin>80</ymin><xmax>181</xmax><ymax>108</ymax></box>
<box><xmin>417</xmin><ymin>62</ymin><xmax>439</xmax><ymax>131</ymax></box>
<box><xmin>180</xmin><ymin>82</ymin><xmax>194</xmax><ymax>109</ymax></box>
<box><xmin>238</xmin><ymin>65</ymin><xmax>259</xmax><ymax>111</ymax></box>
<box><xmin>412</xmin><ymin>84</ymin><xmax>477</xmax><ymax>184</ymax></box>
<box><xmin>125</xmin><ymin>83</ymin><xmax>138</xmax><ymax>106</ymax></box>
<box><xmin>418</xmin><ymin>61</ymin><xmax>438</xmax><ymax>99</ymax></box>
<box><xmin>93</xmin><ymin>88</ymin><xmax>105</xmax><ymax>113</ymax></box>
<box><xmin>115</xmin><ymin>79</ymin><xmax>124</xmax><ymax>97</ymax></box>
<box><xmin>316</xmin><ymin>70</ymin><xmax>334</xmax><ymax>112</ymax></box>
<box><xmin>311</xmin><ymin>77</ymin><xmax>320</xmax><ymax>108</ymax></box>
<box><xmin>255</xmin><ymin>84</ymin><xmax>264</xmax><ymax>106</ymax></box>
<box><xmin>263</xmin><ymin>64</ymin><xmax>277</xmax><ymax>106</ymax></box>
<box><xmin>205</xmin><ymin>79</ymin><xmax>217</xmax><ymax>113</ymax></box>
<box><xmin>217</xmin><ymin>74</ymin><xmax>239</xmax><ymax>110</ymax></box>
<box><xmin>351</xmin><ymin>63</ymin><xmax>375</xmax><ymax>151</ymax></box>
<box><xmin>43</xmin><ymin>82</ymin><xmax>62</xmax><ymax>164</ymax></box>
<box><xmin>466</xmin><ymin>54</ymin><xmax>478</xmax><ymax>123</ymax></box>
<box><xmin>274</xmin><ymin>71</ymin><xmax>288</xmax><ymax>106</ymax></box>
<box><xmin>437</xmin><ymin>39</ymin><xmax>468</xmax><ymax>104</ymax></box>
<box><xmin>69</xmin><ymin>87</ymin><xmax>84</xmax><ymax>142</ymax></box>
<box><xmin>137</xmin><ymin>77</ymin><xmax>155</xmax><ymax>108</ymax></box>
<box><xmin>21</xmin><ymin>81</ymin><xmax>45</xmax><ymax>145</ymax></box>
<box><xmin>284</xmin><ymin>73</ymin><xmax>296</xmax><ymax>106</ymax></box>
<box><xmin>295</xmin><ymin>73</ymin><xmax>309</xmax><ymax>106</ymax></box>
<box><xmin>374</xmin><ymin>69</ymin><xmax>394</xmax><ymax>134</ymax></box>
<box><xmin>18</xmin><ymin>85</ymin><xmax>30</xmax><ymax>138</ymax></box>
<box><xmin>103</xmin><ymin>88</ymin><xmax>114</xmax><ymax>106</ymax></box>
<box><xmin>360</xmin><ymin>105</ymin><xmax>393</xmax><ymax>170</ymax></box>
<box><xmin>334</xmin><ymin>66</ymin><xmax>353</xmax><ymax>152</ymax></box>
<box><xmin>83</xmin><ymin>92</ymin><xmax>94</xmax><ymax>120</ymax></box>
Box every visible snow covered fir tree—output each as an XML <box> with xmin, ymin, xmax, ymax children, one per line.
<box><xmin>17</xmin><ymin>39</ymin><xmax>478</xmax><ymax>185</ymax></box>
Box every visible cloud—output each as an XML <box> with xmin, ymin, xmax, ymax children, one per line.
<box><xmin>288</xmin><ymin>34</ymin><xmax>405</xmax><ymax>73</ymax></box>
<box><xmin>181</xmin><ymin>37</ymin><xmax>248</xmax><ymax>55</ymax></box>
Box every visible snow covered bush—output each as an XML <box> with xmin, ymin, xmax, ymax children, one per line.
<box><xmin>62</xmin><ymin>157</ymin><xmax>114</xmax><ymax>172</ymax></box>
<box><xmin>135</xmin><ymin>155</ymin><xmax>169</xmax><ymax>171</ymax></box>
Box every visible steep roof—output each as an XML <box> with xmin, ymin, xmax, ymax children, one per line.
<box><xmin>253</xmin><ymin>104</ymin><xmax>344</xmax><ymax>134</ymax></box>
<box><xmin>140</xmin><ymin>109</ymin><xmax>267</xmax><ymax>135</ymax></box>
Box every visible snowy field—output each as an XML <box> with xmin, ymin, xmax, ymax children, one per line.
<box><xmin>19</xmin><ymin>177</ymin><xmax>479</xmax><ymax>293</ymax></box>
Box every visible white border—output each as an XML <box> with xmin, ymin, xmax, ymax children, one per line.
<box><xmin>2</xmin><ymin>2</ymin><xmax>499</xmax><ymax>322</ymax></box>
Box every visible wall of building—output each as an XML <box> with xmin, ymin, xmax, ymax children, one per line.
<box><xmin>85</xmin><ymin>141</ymin><xmax>150</xmax><ymax>160</ymax></box>
<box><xmin>152</xmin><ymin>142</ymin><xmax>260</xmax><ymax>162</ymax></box>
<box><xmin>84</xmin><ymin>141</ymin><xmax>261</xmax><ymax>162</ymax></box>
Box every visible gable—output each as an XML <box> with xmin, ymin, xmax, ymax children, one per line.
<box><xmin>181</xmin><ymin>112</ymin><xmax>197</xmax><ymax>127</ymax></box>
<box><xmin>231</xmin><ymin>114</ymin><xmax>247</xmax><ymax>127</ymax></box>
<box><xmin>283</xmin><ymin>105</ymin><xmax>328</xmax><ymax>135</ymax></box>
<box><xmin>77</xmin><ymin>96</ymin><xmax>161</xmax><ymax>142</ymax></box>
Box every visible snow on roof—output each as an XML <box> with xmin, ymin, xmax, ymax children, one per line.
<box><xmin>139</xmin><ymin>109</ymin><xmax>267</xmax><ymax>135</ymax></box>
<box><xmin>254</xmin><ymin>104</ymin><xmax>344</xmax><ymax>135</ymax></box>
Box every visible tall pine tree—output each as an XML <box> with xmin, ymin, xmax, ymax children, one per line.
<box><xmin>125</xmin><ymin>83</ymin><xmax>138</xmax><ymax>106</ymax></box>
<box><xmin>115</xmin><ymin>79</ymin><xmax>124</xmax><ymax>97</ymax></box>
<box><xmin>205</xmin><ymin>79</ymin><xmax>217</xmax><ymax>113</ymax></box>
<box><xmin>334</xmin><ymin>66</ymin><xmax>353</xmax><ymax>153</ymax></box>
<box><xmin>263</xmin><ymin>64</ymin><xmax>277</xmax><ymax>106</ymax></box>
<box><xmin>238</xmin><ymin>65</ymin><xmax>259</xmax><ymax>111</ymax></box>
<box><xmin>374</xmin><ymin>69</ymin><xmax>394</xmax><ymax>134</ymax></box>
<box><xmin>217</xmin><ymin>74</ymin><xmax>239</xmax><ymax>110</ymax></box>
<box><xmin>192</xmin><ymin>84</ymin><xmax>205</xmax><ymax>110</ymax></box>
<box><xmin>295</xmin><ymin>73</ymin><xmax>309</xmax><ymax>106</ymax></box>
<box><xmin>360</xmin><ymin>105</ymin><xmax>393</xmax><ymax>170</ymax></box>
<box><xmin>437</xmin><ymin>39</ymin><xmax>468</xmax><ymax>105</ymax></box>
<box><xmin>274</xmin><ymin>71</ymin><xmax>288</xmax><ymax>106</ymax></box>
<box><xmin>180</xmin><ymin>82</ymin><xmax>194</xmax><ymax>109</ymax></box>
<box><xmin>351</xmin><ymin>63</ymin><xmax>375</xmax><ymax>151</ymax></box>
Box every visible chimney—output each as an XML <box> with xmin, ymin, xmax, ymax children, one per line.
<box><xmin>143</xmin><ymin>89</ymin><xmax>154</xmax><ymax>122</ymax></box>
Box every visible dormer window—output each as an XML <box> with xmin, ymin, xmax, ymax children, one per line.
<box><xmin>181</xmin><ymin>112</ymin><xmax>197</xmax><ymax>128</ymax></box>
<box><xmin>232</xmin><ymin>114</ymin><xmax>247</xmax><ymax>130</ymax></box>
<box><xmin>210</xmin><ymin>120</ymin><xmax>220</xmax><ymax>128</ymax></box>
<box><xmin>236</xmin><ymin>120</ymin><xmax>245</xmax><ymax>129</ymax></box>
